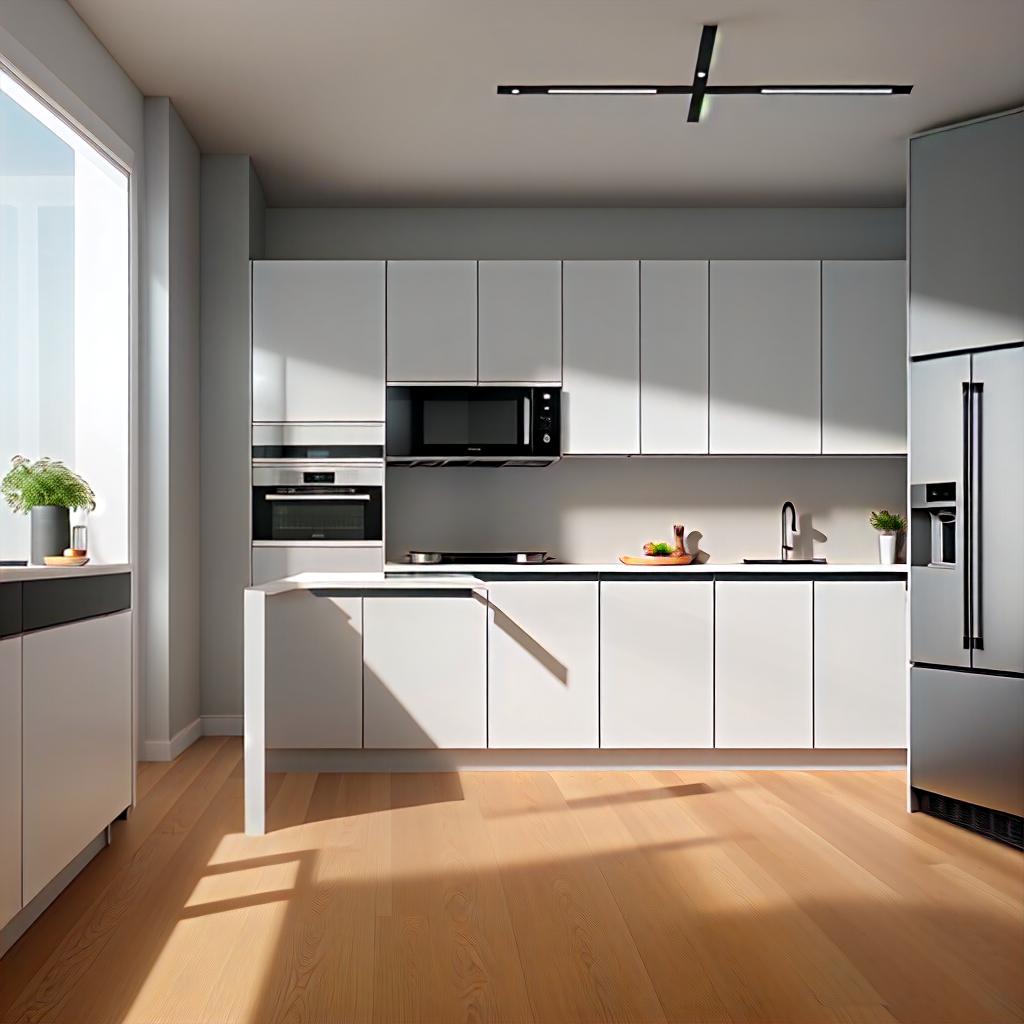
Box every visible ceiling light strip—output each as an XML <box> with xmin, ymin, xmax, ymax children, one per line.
<box><xmin>705</xmin><ymin>84</ymin><xmax>913</xmax><ymax>95</ymax></box>
<box><xmin>687</xmin><ymin>24</ymin><xmax>718</xmax><ymax>122</ymax></box>
<box><xmin>497</xmin><ymin>85</ymin><xmax>692</xmax><ymax>95</ymax></box>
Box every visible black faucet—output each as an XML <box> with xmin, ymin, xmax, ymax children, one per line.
<box><xmin>781</xmin><ymin>501</ymin><xmax>797</xmax><ymax>561</ymax></box>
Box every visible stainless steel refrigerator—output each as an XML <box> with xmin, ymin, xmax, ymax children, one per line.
<box><xmin>909</xmin><ymin>344</ymin><xmax>1024</xmax><ymax>847</ymax></box>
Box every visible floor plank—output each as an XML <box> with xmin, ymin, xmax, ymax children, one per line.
<box><xmin>0</xmin><ymin>742</ymin><xmax>1021</xmax><ymax>1024</ymax></box>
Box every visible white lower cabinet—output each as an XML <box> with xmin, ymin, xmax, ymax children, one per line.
<box><xmin>363</xmin><ymin>594</ymin><xmax>487</xmax><ymax>749</ymax></box>
<box><xmin>600</xmin><ymin>581</ymin><xmax>714</xmax><ymax>748</ymax></box>
<box><xmin>0</xmin><ymin>636</ymin><xmax>21</xmax><ymax>928</ymax></box>
<box><xmin>714</xmin><ymin>581</ymin><xmax>813</xmax><ymax>748</ymax></box>
<box><xmin>488</xmin><ymin>581</ymin><xmax>599</xmax><ymax>748</ymax></box>
<box><xmin>22</xmin><ymin>611</ymin><xmax>132</xmax><ymax>904</ymax></box>
<box><xmin>266</xmin><ymin>593</ymin><xmax>363</xmax><ymax>749</ymax></box>
<box><xmin>814</xmin><ymin>581</ymin><xmax>907</xmax><ymax>748</ymax></box>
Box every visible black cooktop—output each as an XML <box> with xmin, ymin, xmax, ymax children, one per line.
<box><xmin>407</xmin><ymin>551</ymin><xmax>553</xmax><ymax>565</ymax></box>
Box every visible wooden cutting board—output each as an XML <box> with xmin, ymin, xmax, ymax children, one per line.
<box><xmin>43</xmin><ymin>555</ymin><xmax>90</xmax><ymax>567</ymax></box>
<box><xmin>618</xmin><ymin>554</ymin><xmax>693</xmax><ymax>566</ymax></box>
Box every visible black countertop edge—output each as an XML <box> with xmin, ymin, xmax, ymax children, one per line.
<box><xmin>387</xmin><ymin>570</ymin><xmax>906</xmax><ymax>583</ymax></box>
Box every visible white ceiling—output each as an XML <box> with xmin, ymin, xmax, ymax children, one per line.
<box><xmin>69</xmin><ymin>0</ymin><xmax>1024</xmax><ymax>207</ymax></box>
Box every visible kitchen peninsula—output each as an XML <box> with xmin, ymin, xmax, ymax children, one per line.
<box><xmin>244</xmin><ymin>561</ymin><xmax>907</xmax><ymax>834</ymax></box>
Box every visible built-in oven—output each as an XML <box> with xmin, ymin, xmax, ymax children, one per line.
<box><xmin>252</xmin><ymin>464</ymin><xmax>383</xmax><ymax>544</ymax></box>
<box><xmin>386</xmin><ymin>385</ymin><xmax>560</xmax><ymax>466</ymax></box>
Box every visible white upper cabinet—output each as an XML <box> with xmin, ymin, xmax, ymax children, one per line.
<box><xmin>822</xmin><ymin>261</ymin><xmax>906</xmax><ymax>454</ymax></box>
<box><xmin>562</xmin><ymin>261</ymin><xmax>640</xmax><ymax>454</ymax></box>
<box><xmin>252</xmin><ymin>261</ymin><xmax>385</xmax><ymax>422</ymax></box>
<box><xmin>600</xmin><ymin>581</ymin><xmax>714</xmax><ymax>748</ymax></box>
<box><xmin>910</xmin><ymin>110</ymin><xmax>1024</xmax><ymax>357</ymax></box>
<box><xmin>814</xmin><ymin>581</ymin><xmax>907</xmax><ymax>749</ymax></box>
<box><xmin>478</xmin><ymin>261</ymin><xmax>562</xmax><ymax>382</ymax></box>
<box><xmin>640</xmin><ymin>261</ymin><xmax>709</xmax><ymax>454</ymax></box>
<box><xmin>715</xmin><ymin>581</ymin><xmax>813</xmax><ymax>748</ymax></box>
<box><xmin>488</xmin><ymin>581</ymin><xmax>599</xmax><ymax>748</ymax></box>
<box><xmin>386</xmin><ymin>261</ymin><xmax>477</xmax><ymax>382</ymax></box>
<box><xmin>0</xmin><ymin>637</ymin><xmax>20</xmax><ymax>928</ymax></box>
<box><xmin>709</xmin><ymin>261</ymin><xmax>821</xmax><ymax>454</ymax></box>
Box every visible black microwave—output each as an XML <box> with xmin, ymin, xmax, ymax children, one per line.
<box><xmin>386</xmin><ymin>385</ymin><xmax>561</xmax><ymax>466</ymax></box>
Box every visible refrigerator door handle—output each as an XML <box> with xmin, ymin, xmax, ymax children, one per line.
<box><xmin>961</xmin><ymin>381</ymin><xmax>972</xmax><ymax>650</ymax></box>
<box><xmin>971</xmin><ymin>382</ymin><xmax>984</xmax><ymax>651</ymax></box>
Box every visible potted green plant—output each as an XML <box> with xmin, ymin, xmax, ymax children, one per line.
<box><xmin>1</xmin><ymin>456</ymin><xmax>96</xmax><ymax>564</ymax></box>
<box><xmin>869</xmin><ymin>509</ymin><xmax>906</xmax><ymax>566</ymax></box>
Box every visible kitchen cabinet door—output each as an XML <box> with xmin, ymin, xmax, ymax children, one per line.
<box><xmin>252</xmin><ymin>261</ymin><xmax>385</xmax><ymax>422</ymax></box>
<box><xmin>600</xmin><ymin>581</ymin><xmax>713</xmax><ymax>748</ymax></box>
<box><xmin>386</xmin><ymin>261</ymin><xmax>477</xmax><ymax>382</ymax></box>
<box><xmin>0</xmin><ymin>637</ymin><xmax>20</xmax><ymax>928</ymax></box>
<box><xmin>478</xmin><ymin>261</ymin><xmax>561</xmax><ymax>382</ymax></box>
<box><xmin>640</xmin><ymin>261</ymin><xmax>709</xmax><ymax>454</ymax></box>
<box><xmin>22</xmin><ymin>611</ymin><xmax>132</xmax><ymax>904</ymax></box>
<box><xmin>488</xmin><ymin>581</ymin><xmax>599</xmax><ymax>748</ymax></box>
<box><xmin>252</xmin><ymin>545</ymin><xmax>383</xmax><ymax>585</ymax></box>
<box><xmin>363</xmin><ymin>593</ymin><xmax>487</xmax><ymax>748</ymax></box>
<box><xmin>910</xmin><ymin>110</ymin><xmax>1024</xmax><ymax>357</ymax></box>
<box><xmin>562</xmin><ymin>261</ymin><xmax>640</xmax><ymax>454</ymax></box>
<box><xmin>822</xmin><ymin>261</ymin><xmax>906</xmax><ymax>454</ymax></box>
<box><xmin>814</xmin><ymin>581</ymin><xmax>907</xmax><ymax>748</ymax></box>
<box><xmin>265</xmin><ymin>593</ymin><xmax>363</xmax><ymax>749</ymax></box>
<box><xmin>709</xmin><ymin>261</ymin><xmax>821</xmax><ymax>454</ymax></box>
<box><xmin>715</xmin><ymin>582</ymin><xmax>813</xmax><ymax>748</ymax></box>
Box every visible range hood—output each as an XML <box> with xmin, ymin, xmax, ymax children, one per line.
<box><xmin>386</xmin><ymin>455</ymin><xmax>559</xmax><ymax>468</ymax></box>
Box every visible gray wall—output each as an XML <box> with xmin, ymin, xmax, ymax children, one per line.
<box><xmin>140</xmin><ymin>97</ymin><xmax>201</xmax><ymax>753</ymax></box>
<box><xmin>386</xmin><ymin>458</ymin><xmax>907</xmax><ymax>566</ymax></box>
<box><xmin>265</xmin><ymin>207</ymin><xmax>904</xmax><ymax>261</ymax></box>
<box><xmin>199</xmin><ymin>156</ymin><xmax>264</xmax><ymax>727</ymax></box>
<box><xmin>0</xmin><ymin>0</ymin><xmax>142</xmax><ymax>167</ymax></box>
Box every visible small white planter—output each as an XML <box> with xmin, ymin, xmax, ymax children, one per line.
<box><xmin>878</xmin><ymin>532</ymin><xmax>897</xmax><ymax>565</ymax></box>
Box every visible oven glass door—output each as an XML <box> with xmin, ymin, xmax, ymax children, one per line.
<box><xmin>412</xmin><ymin>387</ymin><xmax>529</xmax><ymax>456</ymax></box>
<box><xmin>252</xmin><ymin>488</ymin><xmax>383</xmax><ymax>542</ymax></box>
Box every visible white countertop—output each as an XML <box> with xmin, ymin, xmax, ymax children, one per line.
<box><xmin>250</xmin><ymin>572</ymin><xmax>487</xmax><ymax>596</ymax></box>
<box><xmin>385</xmin><ymin>561</ymin><xmax>907</xmax><ymax>575</ymax></box>
<box><xmin>0</xmin><ymin>562</ymin><xmax>132</xmax><ymax>583</ymax></box>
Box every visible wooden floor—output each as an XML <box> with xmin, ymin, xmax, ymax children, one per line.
<box><xmin>0</xmin><ymin>738</ymin><xmax>1021</xmax><ymax>1024</ymax></box>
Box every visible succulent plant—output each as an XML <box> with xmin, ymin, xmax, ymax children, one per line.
<box><xmin>644</xmin><ymin>541</ymin><xmax>675</xmax><ymax>556</ymax></box>
<box><xmin>869</xmin><ymin>509</ymin><xmax>906</xmax><ymax>533</ymax></box>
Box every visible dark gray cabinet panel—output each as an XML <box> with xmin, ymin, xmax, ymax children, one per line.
<box><xmin>22</xmin><ymin>574</ymin><xmax>131</xmax><ymax>633</ymax></box>
<box><xmin>910</xmin><ymin>110</ymin><xmax>1024</xmax><ymax>357</ymax></box>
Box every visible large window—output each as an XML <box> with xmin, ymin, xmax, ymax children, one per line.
<box><xmin>0</xmin><ymin>65</ymin><xmax>129</xmax><ymax>562</ymax></box>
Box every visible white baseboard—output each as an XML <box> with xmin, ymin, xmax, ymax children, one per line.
<box><xmin>201</xmin><ymin>714</ymin><xmax>243</xmax><ymax>736</ymax></box>
<box><xmin>139</xmin><ymin>717</ymin><xmax>203</xmax><ymax>762</ymax></box>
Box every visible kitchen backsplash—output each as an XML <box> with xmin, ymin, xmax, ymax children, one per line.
<box><xmin>385</xmin><ymin>456</ymin><xmax>907</xmax><ymax>564</ymax></box>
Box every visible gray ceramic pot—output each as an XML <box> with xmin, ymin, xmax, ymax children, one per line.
<box><xmin>30</xmin><ymin>505</ymin><xmax>70</xmax><ymax>564</ymax></box>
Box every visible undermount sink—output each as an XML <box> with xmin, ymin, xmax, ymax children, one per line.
<box><xmin>742</xmin><ymin>558</ymin><xmax>827</xmax><ymax>565</ymax></box>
